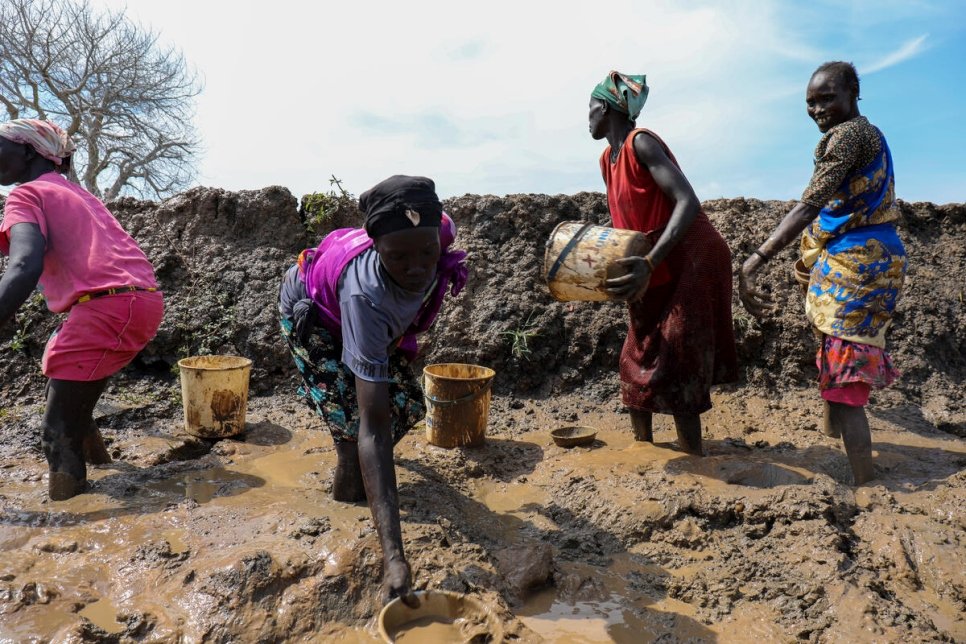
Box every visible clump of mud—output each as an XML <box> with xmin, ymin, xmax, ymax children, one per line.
<box><xmin>1</xmin><ymin>187</ymin><xmax>963</xmax><ymax>642</ymax></box>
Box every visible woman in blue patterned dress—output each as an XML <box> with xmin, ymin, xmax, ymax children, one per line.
<box><xmin>738</xmin><ymin>61</ymin><xmax>907</xmax><ymax>485</ymax></box>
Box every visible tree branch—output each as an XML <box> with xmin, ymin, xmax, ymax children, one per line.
<box><xmin>0</xmin><ymin>0</ymin><xmax>202</xmax><ymax>198</ymax></box>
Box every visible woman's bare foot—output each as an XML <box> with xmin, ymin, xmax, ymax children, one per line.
<box><xmin>48</xmin><ymin>471</ymin><xmax>88</xmax><ymax>501</ymax></box>
<box><xmin>82</xmin><ymin>426</ymin><xmax>112</xmax><ymax>465</ymax></box>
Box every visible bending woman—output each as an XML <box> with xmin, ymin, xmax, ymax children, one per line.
<box><xmin>738</xmin><ymin>62</ymin><xmax>906</xmax><ymax>485</ymax></box>
<box><xmin>589</xmin><ymin>71</ymin><xmax>738</xmax><ymax>455</ymax></box>
<box><xmin>278</xmin><ymin>175</ymin><xmax>467</xmax><ymax>605</ymax></box>
<box><xmin>0</xmin><ymin>119</ymin><xmax>164</xmax><ymax>500</ymax></box>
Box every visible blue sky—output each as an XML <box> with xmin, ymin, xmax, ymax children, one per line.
<box><xmin>69</xmin><ymin>1</ymin><xmax>966</xmax><ymax>204</ymax></box>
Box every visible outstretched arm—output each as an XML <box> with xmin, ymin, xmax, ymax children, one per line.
<box><xmin>0</xmin><ymin>223</ymin><xmax>45</xmax><ymax>328</ymax></box>
<box><xmin>605</xmin><ymin>132</ymin><xmax>700</xmax><ymax>301</ymax></box>
<box><xmin>738</xmin><ymin>202</ymin><xmax>820</xmax><ymax>317</ymax></box>
<box><xmin>355</xmin><ymin>376</ymin><xmax>418</xmax><ymax>607</ymax></box>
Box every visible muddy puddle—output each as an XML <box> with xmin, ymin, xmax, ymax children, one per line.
<box><xmin>391</xmin><ymin>618</ymin><xmax>470</xmax><ymax>642</ymax></box>
<box><xmin>1</xmin><ymin>388</ymin><xmax>964</xmax><ymax>642</ymax></box>
<box><xmin>518</xmin><ymin>554</ymin><xmax>711</xmax><ymax>642</ymax></box>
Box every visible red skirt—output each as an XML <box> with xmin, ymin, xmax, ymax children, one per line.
<box><xmin>43</xmin><ymin>291</ymin><xmax>164</xmax><ymax>381</ymax></box>
<box><xmin>620</xmin><ymin>215</ymin><xmax>738</xmax><ymax>414</ymax></box>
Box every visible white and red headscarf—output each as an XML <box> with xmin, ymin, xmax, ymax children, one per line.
<box><xmin>0</xmin><ymin>118</ymin><xmax>76</xmax><ymax>165</ymax></box>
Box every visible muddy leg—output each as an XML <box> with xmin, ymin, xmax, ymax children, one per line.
<box><xmin>630</xmin><ymin>410</ymin><xmax>653</xmax><ymax>442</ymax></box>
<box><xmin>43</xmin><ymin>425</ymin><xmax>86</xmax><ymax>501</ymax></box>
<box><xmin>333</xmin><ymin>440</ymin><xmax>367</xmax><ymax>502</ymax></box>
<box><xmin>43</xmin><ymin>378</ymin><xmax>109</xmax><ymax>501</ymax></box>
<box><xmin>827</xmin><ymin>402</ymin><xmax>874</xmax><ymax>485</ymax></box>
<box><xmin>59</xmin><ymin>374</ymin><xmax>111</xmax><ymax>464</ymax></box>
<box><xmin>673</xmin><ymin>413</ymin><xmax>703</xmax><ymax>456</ymax></box>
<box><xmin>822</xmin><ymin>401</ymin><xmax>840</xmax><ymax>438</ymax></box>
<box><xmin>82</xmin><ymin>420</ymin><xmax>112</xmax><ymax>465</ymax></box>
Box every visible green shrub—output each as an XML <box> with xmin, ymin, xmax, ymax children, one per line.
<box><xmin>7</xmin><ymin>292</ymin><xmax>45</xmax><ymax>352</ymax></box>
<box><xmin>299</xmin><ymin>175</ymin><xmax>362</xmax><ymax>234</ymax></box>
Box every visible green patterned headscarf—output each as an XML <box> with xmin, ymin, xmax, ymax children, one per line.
<box><xmin>591</xmin><ymin>71</ymin><xmax>649</xmax><ymax>121</ymax></box>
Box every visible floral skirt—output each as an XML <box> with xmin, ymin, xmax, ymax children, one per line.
<box><xmin>817</xmin><ymin>335</ymin><xmax>899</xmax><ymax>406</ymax></box>
<box><xmin>279</xmin><ymin>316</ymin><xmax>425</xmax><ymax>444</ymax></box>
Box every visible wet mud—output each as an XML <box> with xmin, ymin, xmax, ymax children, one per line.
<box><xmin>1</xmin><ymin>386</ymin><xmax>963</xmax><ymax>642</ymax></box>
<box><xmin>1</xmin><ymin>189</ymin><xmax>963</xmax><ymax>642</ymax></box>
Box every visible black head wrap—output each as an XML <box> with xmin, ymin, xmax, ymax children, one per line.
<box><xmin>360</xmin><ymin>175</ymin><xmax>443</xmax><ymax>238</ymax></box>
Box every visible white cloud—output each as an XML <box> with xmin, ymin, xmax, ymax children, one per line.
<box><xmin>862</xmin><ymin>34</ymin><xmax>930</xmax><ymax>74</ymax></box>
<box><xmin>62</xmin><ymin>1</ymin><xmax>933</xmax><ymax>202</ymax></box>
<box><xmin>5</xmin><ymin>1</ymin><xmax>957</xmax><ymax>206</ymax></box>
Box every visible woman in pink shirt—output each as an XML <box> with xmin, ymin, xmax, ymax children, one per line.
<box><xmin>0</xmin><ymin>119</ymin><xmax>163</xmax><ymax>501</ymax></box>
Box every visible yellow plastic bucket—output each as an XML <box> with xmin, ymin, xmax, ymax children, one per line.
<box><xmin>544</xmin><ymin>221</ymin><xmax>651</xmax><ymax>302</ymax></box>
<box><xmin>423</xmin><ymin>364</ymin><xmax>495</xmax><ymax>448</ymax></box>
<box><xmin>177</xmin><ymin>355</ymin><xmax>252</xmax><ymax>438</ymax></box>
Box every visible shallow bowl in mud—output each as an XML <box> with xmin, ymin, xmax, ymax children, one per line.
<box><xmin>551</xmin><ymin>426</ymin><xmax>597</xmax><ymax>448</ymax></box>
<box><xmin>378</xmin><ymin>590</ymin><xmax>503</xmax><ymax>643</ymax></box>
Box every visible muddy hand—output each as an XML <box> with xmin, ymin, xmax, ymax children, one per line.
<box><xmin>739</xmin><ymin>259</ymin><xmax>776</xmax><ymax>318</ymax></box>
<box><xmin>605</xmin><ymin>257</ymin><xmax>652</xmax><ymax>302</ymax></box>
<box><xmin>384</xmin><ymin>556</ymin><xmax>420</xmax><ymax>608</ymax></box>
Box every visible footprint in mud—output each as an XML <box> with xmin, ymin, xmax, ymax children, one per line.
<box><xmin>721</xmin><ymin>462</ymin><xmax>812</xmax><ymax>487</ymax></box>
<box><xmin>666</xmin><ymin>458</ymin><xmax>813</xmax><ymax>488</ymax></box>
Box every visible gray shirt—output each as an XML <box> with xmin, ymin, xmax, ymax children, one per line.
<box><xmin>339</xmin><ymin>248</ymin><xmax>434</xmax><ymax>382</ymax></box>
<box><xmin>278</xmin><ymin>264</ymin><xmax>306</xmax><ymax>319</ymax></box>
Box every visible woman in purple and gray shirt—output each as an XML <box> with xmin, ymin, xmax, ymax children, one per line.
<box><xmin>278</xmin><ymin>175</ymin><xmax>467</xmax><ymax>607</ymax></box>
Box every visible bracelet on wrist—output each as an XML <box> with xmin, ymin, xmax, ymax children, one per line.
<box><xmin>643</xmin><ymin>255</ymin><xmax>656</xmax><ymax>272</ymax></box>
<box><xmin>753</xmin><ymin>249</ymin><xmax>772</xmax><ymax>262</ymax></box>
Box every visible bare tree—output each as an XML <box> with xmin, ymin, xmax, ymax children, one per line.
<box><xmin>0</xmin><ymin>0</ymin><xmax>202</xmax><ymax>200</ymax></box>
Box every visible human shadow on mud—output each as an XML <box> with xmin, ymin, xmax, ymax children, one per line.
<box><xmin>454</xmin><ymin>437</ymin><xmax>546</xmax><ymax>482</ymax></box>
<box><xmin>0</xmin><ymin>460</ymin><xmax>266</xmax><ymax>529</ymax></box>
<box><xmin>396</xmin><ymin>448</ymin><xmax>717</xmax><ymax>641</ymax></box>
<box><xmin>666</xmin><ymin>438</ymin><xmax>965</xmax><ymax>492</ymax></box>
<box><xmin>237</xmin><ymin>419</ymin><xmax>293</xmax><ymax>446</ymax></box>
<box><xmin>397</xmin><ymin>438</ymin><xmax>618</xmax><ymax>551</ymax></box>
<box><xmin>870</xmin><ymin>404</ymin><xmax>966</xmax><ymax>439</ymax></box>
<box><xmin>869</xmin><ymin>441</ymin><xmax>966</xmax><ymax>491</ymax></box>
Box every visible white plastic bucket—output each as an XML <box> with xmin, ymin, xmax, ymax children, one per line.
<box><xmin>178</xmin><ymin>355</ymin><xmax>252</xmax><ymax>438</ymax></box>
<box><xmin>544</xmin><ymin>221</ymin><xmax>651</xmax><ymax>302</ymax></box>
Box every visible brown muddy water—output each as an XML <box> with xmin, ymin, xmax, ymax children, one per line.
<box><xmin>1</xmin><ymin>387</ymin><xmax>964</xmax><ymax>642</ymax></box>
<box><xmin>392</xmin><ymin>617</ymin><xmax>470</xmax><ymax>642</ymax></box>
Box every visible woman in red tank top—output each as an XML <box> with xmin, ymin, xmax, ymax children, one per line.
<box><xmin>589</xmin><ymin>71</ymin><xmax>738</xmax><ymax>455</ymax></box>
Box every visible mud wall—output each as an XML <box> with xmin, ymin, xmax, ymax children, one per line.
<box><xmin>425</xmin><ymin>195</ymin><xmax>966</xmax><ymax>432</ymax></box>
<box><xmin>0</xmin><ymin>189</ymin><xmax>963</xmax><ymax>430</ymax></box>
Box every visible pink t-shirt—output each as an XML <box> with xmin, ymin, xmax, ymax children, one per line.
<box><xmin>0</xmin><ymin>172</ymin><xmax>157</xmax><ymax>313</ymax></box>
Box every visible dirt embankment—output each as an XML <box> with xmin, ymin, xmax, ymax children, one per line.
<box><xmin>0</xmin><ymin>187</ymin><xmax>964</xmax><ymax>642</ymax></box>
<box><xmin>1</xmin><ymin>189</ymin><xmax>963</xmax><ymax>428</ymax></box>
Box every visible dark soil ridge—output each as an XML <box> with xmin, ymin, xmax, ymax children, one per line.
<box><xmin>0</xmin><ymin>188</ymin><xmax>963</xmax><ymax>433</ymax></box>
